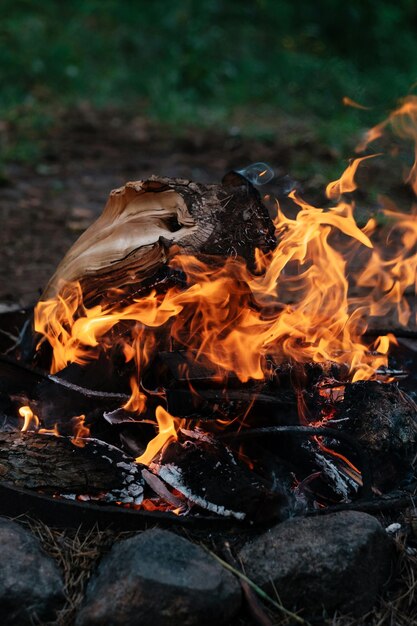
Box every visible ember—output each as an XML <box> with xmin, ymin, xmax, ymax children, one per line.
<box><xmin>1</xmin><ymin>98</ymin><xmax>417</xmax><ymax>526</ymax></box>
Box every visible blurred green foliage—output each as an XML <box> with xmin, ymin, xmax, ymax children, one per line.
<box><xmin>1</xmin><ymin>0</ymin><xmax>417</xmax><ymax>154</ymax></box>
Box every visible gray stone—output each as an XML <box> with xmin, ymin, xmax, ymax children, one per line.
<box><xmin>77</xmin><ymin>528</ymin><xmax>241</xmax><ymax>626</ymax></box>
<box><xmin>238</xmin><ymin>511</ymin><xmax>393</xmax><ymax>618</ymax></box>
<box><xmin>0</xmin><ymin>517</ymin><xmax>65</xmax><ymax>625</ymax></box>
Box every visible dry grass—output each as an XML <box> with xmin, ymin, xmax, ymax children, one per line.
<box><xmin>330</xmin><ymin>542</ymin><xmax>417</xmax><ymax>626</ymax></box>
<box><xmin>22</xmin><ymin>518</ymin><xmax>122</xmax><ymax>626</ymax></box>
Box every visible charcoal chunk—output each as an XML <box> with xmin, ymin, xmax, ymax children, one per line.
<box><xmin>340</xmin><ymin>381</ymin><xmax>417</xmax><ymax>488</ymax></box>
<box><xmin>150</xmin><ymin>431</ymin><xmax>289</xmax><ymax>522</ymax></box>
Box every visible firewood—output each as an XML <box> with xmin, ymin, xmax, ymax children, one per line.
<box><xmin>338</xmin><ymin>381</ymin><xmax>417</xmax><ymax>489</ymax></box>
<box><xmin>42</xmin><ymin>174</ymin><xmax>275</xmax><ymax>304</ymax></box>
<box><xmin>0</xmin><ymin>355</ymin><xmax>129</xmax><ymax>431</ymax></box>
<box><xmin>147</xmin><ymin>429</ymin><xmax>289</xmax><ymax>522</ymax></box>
<box><xmin>0</xmin><ymin>432</ymin><xmax>142</xmax><ymax>501</ymax></box>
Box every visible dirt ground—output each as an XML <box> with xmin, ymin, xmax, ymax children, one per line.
<box><xmin>0</xmin><ymin>107</ymin><xmax>337</xmax><ymax>306</ymax></box>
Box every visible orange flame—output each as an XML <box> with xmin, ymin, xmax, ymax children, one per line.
<box><xmin>33</xmin><ymin>193</ymin><xmax>394</xmax><ymax>387</ymax></box>
<box><xmin>70</xmin><ymin>415</ymin><xmax>90</xmax><ymax>447</ymax></box>
<box><xmin>32</xmin><ymin>97</ymin><xmax>417</xmax><ymax>452</ymax></box>
<box><xmin>136</xmin><ymin>406</ymin><xmax>182</xmax><ymax>465</ymax></box>
<box><xmin>342</xmin><ymin>96</ymin><xmax>371</xmax><ymax>111</ymax></box>
<box><xmin>19</xmin><ymin>405</ymin><xmax>39</xmax><ymax>432</ymax></box>
<box><xmin>326</xmin><ymin>155</ymin><xmax>379</xmax><ymax>200</ymax></box>
<box><xmin>39</xmin><ymin>424</ymin><xmax>60</xmax><ymax>436</ymax></box>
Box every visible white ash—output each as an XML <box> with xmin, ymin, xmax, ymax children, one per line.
<box><xmin>142</xmin><ymin>468</ymin><xmax>185</xmax><ymax>509</ymax></box>
<box><xmin>113</xmin><ymin>482</ymin><xmax>145</xmax><ymax>504</ymax></box>
<box><xmin>179</xmin><ymin>428</ymin><xmax>214</xmax><ymax>443</ymax></box>
<box><xmin>117</xmin><ymin>461</ymin><xmax>138</xmax><ymax>474</ymax></box>
<box><xmin>313</xmin><ymin>452</ymin><xmax>358</xmax><ymax>501</ymax></box>
<box><xmin>385</xmin><ymin>523</ymin><xmax>402</xmax><ymax>534</ymax></box>
<box><xmin>47</xmin><ymin>375</ymin><xmax>129</xmax><ymax>400</ymax></box>
<box><xmin>153</xmin><ymin>462</ymin><xmax>246</xmax><ymax>520</ymax></box>
<box><xmin>127</xmin><ymin>483</ymin><xmax>143</xmax><ymax>498</ymax></box>
<box><xmin>302</xmin><ymin>440</ymin><xmax>359</xmax><ymax>501</ymax></box>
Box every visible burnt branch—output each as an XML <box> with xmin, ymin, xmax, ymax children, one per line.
<box><xmin>219</xmin><ymin>426</ymin><xmax>374</xmax><ymax>500</ymax></box>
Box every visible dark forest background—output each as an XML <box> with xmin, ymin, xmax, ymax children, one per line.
<box><xmin>1</xmin><ymin>0</ymin><xmax>417</xmax><ymax>166</ymax></box>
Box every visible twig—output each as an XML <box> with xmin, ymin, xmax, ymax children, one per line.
<box><xmin>308</xmin><ymin>491</ymin><xmax>417</xmax><ymax>516</ymax></box>
<box><xmin>222</xmin><ymin>541</ymin><xmax>273</xmax><ymax>626</ymax></box>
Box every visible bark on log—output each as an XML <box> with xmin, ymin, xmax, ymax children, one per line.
<box><xmin>42</xmin><ymin>174</ymin><xmax>275</xmax><ymax>304</ymax></box>
<box><xmin>0</xmin><ymin>432</ymin><xmax>138</xmax><ymax>494</ymax></box>
<box><xmin>337</xmin><ymin>381</ymin><xmax>417</xmax><ymax>489</ymax></box>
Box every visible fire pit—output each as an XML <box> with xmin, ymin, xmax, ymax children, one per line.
<box><xmin>1</xmin><ymin>98</ymin><xmax>417</xmax><ymax>624</ymax></box>
<box><xmin>1</xmin><ymin>166</ymin><xmax>416</xmax><ymax>522</ymax></box>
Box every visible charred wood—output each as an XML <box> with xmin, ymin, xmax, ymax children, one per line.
<box><xmin>219</xmin><ymin>425</ymin><xmax>374</xmax><ymax>501</ymax></box>
<box><xmin>337</xmin><ymin>381</ymin><xmax>417</xmax><ymax>490</ymax></box>
<box><xmin>147</xmin><ymin>430</ymin><xmax>289</xmax><ymax>523</ymax></box>
<box><xmin>0</xmin><ymin>432</ymin><xmax>142</xmax><ymax>500</ymax></box>
<box><xmin>165</xmin><ymin>387</ymin><xmax>298</xmax><ymax>422</ymax></box>
<box><xmin>0</xmin><ymin>355</ymin><xmax>129</xmax><ymax>431</ymax></box>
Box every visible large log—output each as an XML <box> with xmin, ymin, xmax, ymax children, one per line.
<box><xmin>0</xmin><ymin>432</ymin><xmax>142</xmax><ymax>499</ymax></box>
<box><xmin>42</xmin><ymin>174</ymin><xmax>275</xmax><ymax>304</ymax></box>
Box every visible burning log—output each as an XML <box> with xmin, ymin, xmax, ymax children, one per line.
<box><xmin>0</xmin><ymin>354</ymin><xmax>129</xmax><ymax>431</ymax></box>
<box><xmin>156</xmin><ymin>351</ymin><xmax>332</xmax><ymax>421</ymax></box>
<box><xmin>338</xmin><ymin>381</ymin><xmax>417</xmax><ymax>489</ymax></box>
<box><xmin>0</xmin><ymin>432</ymin><xmax>143</xmax><ymax>504</ymax></box>
<box><xmin>41</xmin><ymin>174</ymin><xmax>275</xmax><ymax>304</ymax></box>
<box><xmin>3</xmin><ymin>140</ymin><xmax>417</xmax><ymax>528</ymax></box>
<box><xmin>220</xmin><ymin>426</ymin><xmax>374</xmax><ymax>504</ymax></box>
<box><xmin>148</xmin><ymin>430</ymin><xmax>288</xmax><ymax>523</ymax></box>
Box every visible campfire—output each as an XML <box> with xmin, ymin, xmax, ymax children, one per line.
<box><xmin>1</xmin><ymin>99</ymin><xmax>417</xmax><ymax>530</ymax></box>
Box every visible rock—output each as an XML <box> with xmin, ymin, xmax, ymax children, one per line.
<box><xmin>77</xmin><ymin>528</ymin><xmax>241</xmax><ymax>626</ymax></box>
<box><xmin>0</xmin><ymin>517</ymin><xmax>65</xmax><ymax>625</ymax></box>
<box><xmin>238</xmin><ymin>511</ymin><xmax>393</xmax><ymax>618</ymax></box>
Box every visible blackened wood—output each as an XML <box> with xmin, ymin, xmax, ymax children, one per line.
<box><xmin>0</xmin><ymin>355</ymin><xmax>46</xmax><ymax>397</ymax></box>
<box><xmin>219</xmin><ymin>426</ymin><xmax>374</xmax><ymax>500</ymax></box>
<box><xmin>0</xmin><ymin>355</ymin><xmax>128</xmax><ymax>430</ymax></box>
<box><xmin>165</xmin><ymin>387</ymin><xmax>298</xmax><ymax>421</ymax></box>
<box><xmin>338</xmin><ymin>381</ymin><xmax>417</xmax><ymax>490</ymax></box>
<box><xmin>0</xmin><ymin>482</ymin><xmax>245</xmax><ymax>531</ymax></box>
<box><xmin>149</xmin><ymin>432</ymin><xmax>289</xmax><ymax>522</ymax></box>
<box><xmin>0</xmin><ymin>305</ymin><xmax>32</xmax><ymax>356</ymax></box>
<box><xmin>309</xmin><ymin>487</ymin><xmax>417</xmax><ymax>515</ymax></box>
<box><xmin>0</xmin><ymin>432</ymin><xmax>127</xmax><ymax>493</ymax></box>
